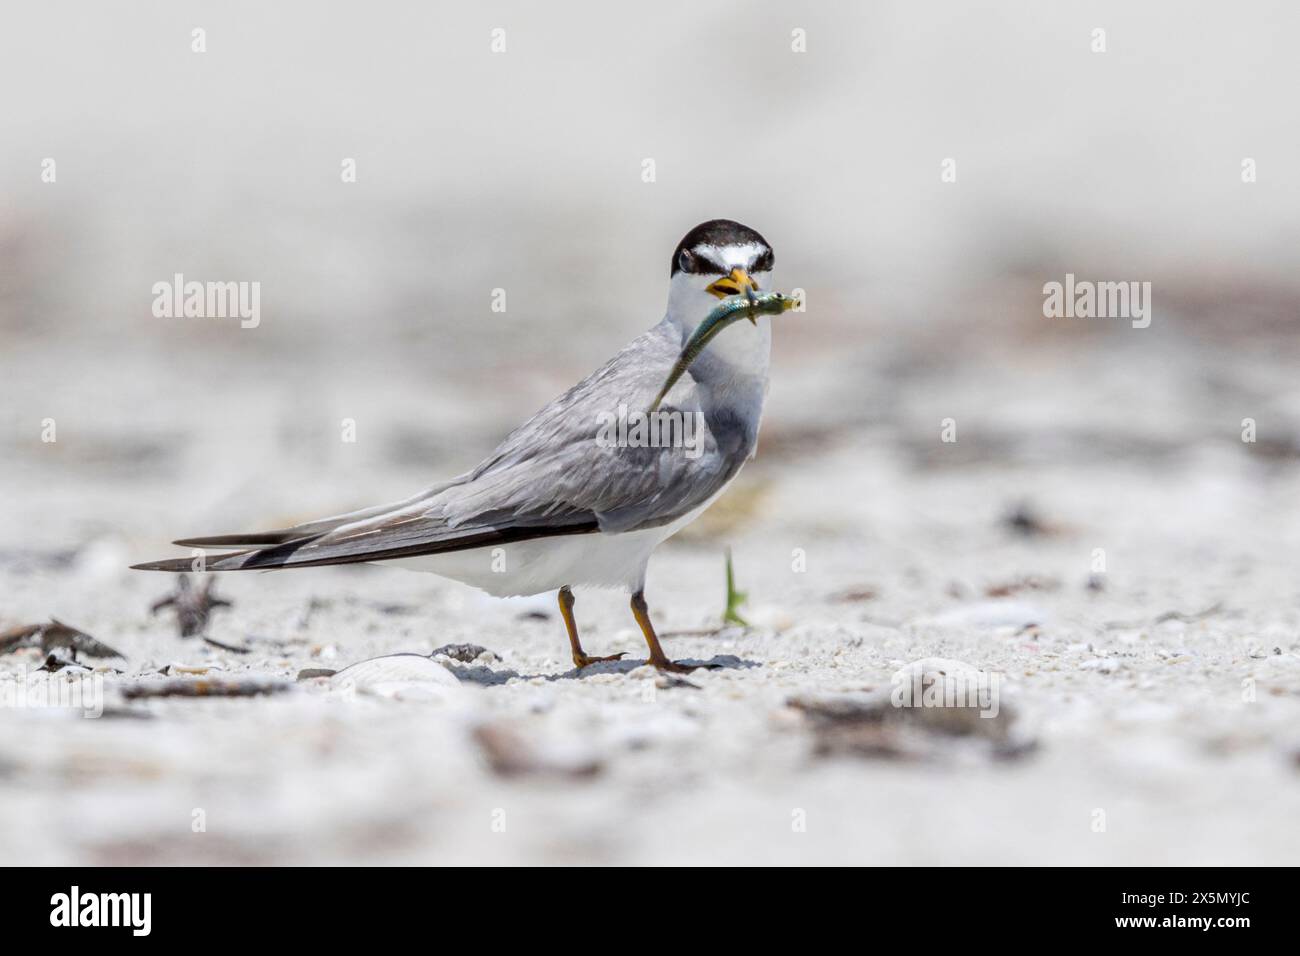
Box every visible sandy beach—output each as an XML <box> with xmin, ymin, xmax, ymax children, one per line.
<box><xmin>3</xmin><ymin>0</ymin><xmax>1299</xmax><ymax>866</ymax></box>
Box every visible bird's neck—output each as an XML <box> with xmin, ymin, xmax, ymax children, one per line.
<box><xmin>664</xmin><ymin>308</ymin><xmax>772</xmax><ymax>415</ymax></box>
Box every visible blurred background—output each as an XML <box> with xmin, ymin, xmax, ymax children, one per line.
<box><xmin>2</xmin><ymin>1</ymin><xmax>1300</xmax><ymax>865</ymax></box>
<box><xmin>3</xmin><ymin>0</ymin><xmax>1299</xmax><ymax>544</ymax></box>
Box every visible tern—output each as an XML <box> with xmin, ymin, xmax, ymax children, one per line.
<box><xmin>135</xmin><ymin>219</ymin><xmax>781</xmax><ymax>672</ymax></box>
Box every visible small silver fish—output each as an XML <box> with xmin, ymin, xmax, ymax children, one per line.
<box><xmin>648</xmin><ymin>291</ymin><xmax>798</xmax><ymax>412</ymax></box>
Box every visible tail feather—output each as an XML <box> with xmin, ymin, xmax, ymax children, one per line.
<box><xmin>163</xmin><ymin>485</ymin><xmax>457</xmax><ymax>551</ymax></box>
<box><xmin>132</xmin><ymin>521</ymin><xmax>598</xmax><ymax>573</ymax></box>
<box><xmin>131</xmin><ymin>479</ymin><xmax>596</xmax><ymax>574</ymax></box>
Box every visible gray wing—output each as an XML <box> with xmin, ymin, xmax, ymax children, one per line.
<box><xmin>135</xmin><ymin>320</ymin><xmax>756</xmax><ymax>571</ymax></box>
<box><xmin>450</xmin><ymin>319</ymin><xmax>757</xmax><ymax>532</ymax></box>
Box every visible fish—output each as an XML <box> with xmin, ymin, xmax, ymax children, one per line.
<box><xmin>648</xmin><ymin>291</ymin><xmax>798</xmax><ymax>412</ymax></box>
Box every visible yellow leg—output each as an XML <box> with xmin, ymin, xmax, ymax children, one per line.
<box><xmin>558</xmin><ymin>586</ymin><xmax>625</xmax><ymax>669</ymax></box>
<box><xmin>630</xmin><ymin>589</ymin><xmax>697</xmax><ymax>672</ymax></box>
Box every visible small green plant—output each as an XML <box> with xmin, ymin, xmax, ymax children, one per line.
<box><xmin>722</xmin><ymin>548</ymin><xmax>749</xmax><ymax>627</ymax></box>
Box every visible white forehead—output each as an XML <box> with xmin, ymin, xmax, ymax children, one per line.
<box><xmin>692</xmin><ymin>242</ymin><xmax>766</xmax><ymax>271</ymax></box>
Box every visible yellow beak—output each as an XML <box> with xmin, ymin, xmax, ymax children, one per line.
<box><xmin>705</xmin><ymin>268</ymin><xmax>759</xmax><ymax>300</ymax></box>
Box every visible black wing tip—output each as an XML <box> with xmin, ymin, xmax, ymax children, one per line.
<box><xmin>131</xmin><ymin>557</ymin><xmax>203</xmax><ymax>572</ymax></box>
<box><xmin>134</xmin><ymin>524</ymin><xmax>602</xmax><ymax>574</ymax></box>
<box><xmin>172</xmin><ymin>532</ymin><xmax>293</xmax><ymax>548</ymax></box>
<box><xmin>133</xmin><ymin>534</ymin><xmax>320</xmax><ymax>573</ymax></box>
<box><xmin>131</xmin><ymin>551</ymin><xmax>254</xmax><ymax>572</ymax></box>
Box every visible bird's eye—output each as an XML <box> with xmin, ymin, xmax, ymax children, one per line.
<box><xmin>678</xmin><ymin>250</ymin><xmax>694</xmax><ymax>272</ymax></box>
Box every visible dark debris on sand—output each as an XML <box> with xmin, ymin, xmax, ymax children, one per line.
<box><xmin>0</xmin><ymin>619</ymin><xmax>124</xmax><ymax>661</ymax></box>
<box><xmin>431</xmin><ymin>643</ymin><xmax>498</xmax><ymax>663</ymax></box>
<box><xmin>787</xmin><ymin>686</ymin><xmax>1036</xmax><ymax>763</ymax></box>
<box><xmin>122</xmin><ymin>677</ymin><xmax>291</xmax><ymax>700</ymax></box>
<box><xmin>472</xmin><ymin>722</ymin><xmax>602</xmax><ymax>779</ymax></box>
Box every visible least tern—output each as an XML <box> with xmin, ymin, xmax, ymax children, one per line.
<box><xmin>135</xmin><ymin>219</ymin><xmax>781</xmax><ymax>672</ymax></box>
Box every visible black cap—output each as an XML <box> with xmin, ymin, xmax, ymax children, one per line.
<box><xmin>671</xmin><ymin>219</ymin><xmax>773</xmax><ymax>276</ymax></box>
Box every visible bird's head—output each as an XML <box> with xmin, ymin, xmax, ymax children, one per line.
<box><xmin>666</xmin><ymin>219</ymin><xmax>774</xmax><ymax>326</ymax></box>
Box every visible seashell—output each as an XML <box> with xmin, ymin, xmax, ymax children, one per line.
<box><xmin>329</xmin><ymin>653</ymin><xmax>460</xmax><ymax>693</ymax></box>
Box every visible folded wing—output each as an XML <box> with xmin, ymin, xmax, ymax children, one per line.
<box><xmin>134</xmin><ymin>321</ymin><xmax>753</xmax><ymax>572</ymax></box>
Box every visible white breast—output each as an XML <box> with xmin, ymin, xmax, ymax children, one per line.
<box><xmin>390</xmin><ymin>494</ymin><xmax>722</xmax><ymax>597</ymax></box>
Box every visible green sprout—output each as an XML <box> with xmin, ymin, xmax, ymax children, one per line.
<box><xmin>723</xmin><ymin>547</ymin><xmax>749</xmax><ymax>627</ymax></box>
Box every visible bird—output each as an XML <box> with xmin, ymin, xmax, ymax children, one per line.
<box><xmin>134</xmin><ymin>219</ymin><xmax>781</xmax><ymax>673</ymax></box>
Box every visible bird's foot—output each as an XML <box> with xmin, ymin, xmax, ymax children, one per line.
<box><xmin>573</xmin><ymin>651</ymin><xmax>627</xmax><ymax>669</ymax></box>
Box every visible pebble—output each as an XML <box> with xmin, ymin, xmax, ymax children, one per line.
<box><xmin>296</xmin><ymin>667</ymin><xmax>337</xmax><ymax>681</ymax></box>
<box><xmin>431</xmin><ymin>643</ymin><xmax>499</xmax><ymax>664</ymax></box>
<box><xmin>168</xmin><ymin>663</ymin><xmax>218</xmax><ymax>675</ymax></box>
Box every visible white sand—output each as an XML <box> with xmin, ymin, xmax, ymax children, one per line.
<box><xmin>3</xmin><ymin>331</ymin><xmax>1299</xmax><ymax>865</ymax></box>
<box><xmin>2</xmin><ymin>0</ymin><xmax>1298</xmax><ymax>866</ymax></box>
